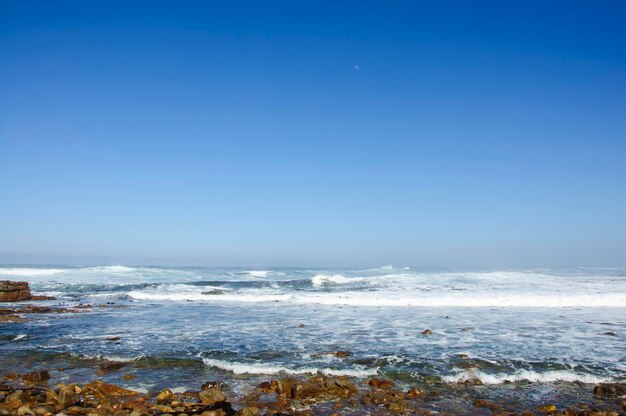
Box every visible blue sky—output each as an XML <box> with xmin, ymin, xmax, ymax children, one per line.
<box><xmin>1</xmin><ymin>1</ymin><xmax>625</xmax><ymax>267</ymax></box>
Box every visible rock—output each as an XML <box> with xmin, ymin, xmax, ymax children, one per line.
<box><xmin>22</xmin><ymin>370</ymin><xmax>50</xmax><ymax>384</ymax></box>
<box><xmin>235</xmin><ymin>407</ymin><xmax>259</xmax><ymax>416</ymax></box>
<box><xmin>463</xmin><ymin>378</ymin><xmax>483</xmax><ymax>385</ymax></box>
<box><xmin>474</xmin><ymin>399</ymin><xmax>499</xmax><ymax>410</ymax></box>
<box><xmin>106</xmin><ymin>337</ymin><xmax>121</xmax><ymax>342</ymax></box>
<box><xmin>16</xmin><ymin>406</ymin><xmax>33</xmax><ymax>416</ymax></box>
<box><xmin>198</xmin><ymin>388</ymin><xmax>226</xmax><ymax>405</ymax></box>
<box><xmin>30</xmin><ymin>296</ymin><xmax>57</xmax><ymax>301</ymax></box>
<box><xmin>97</xmin><ymin>361</ymin><xmax>126</xmax><ymax>373</ymax></box>
<box><xmin>298</xmin><ymin>323</ymin><xmax>305</xmax><ymax>328</ymax></box>
<box><xmin>594</xmin><ymin>383</ymin><xmax>626</xmax><ymax>397</ymax></box>
<box><xmin>603</xmin><ymin>332</ymin><xmax>617</xmax><ymax>336</ymax></box>
<box><xmin>536</xmin><ymin>404</ymin><xmax>558</xmax><ymax>413</ymax></box>
<box><xmin>0</xmin><ymin>314</ymin><xmax>27</xmax><ymax>323</ymax></box>
<box><xmin>81</xmin><ymin>381</ymin><xmax>138</xmax><ymax>398</ymax></box>
<box><xmin>369</xmin><ymin>378</ymin><xmax>396</xmax><ymax>389</ymax></box>
<box><xmin>56</xmin><ymin>386</ymin><xmax>80</xmax><ymax>408</ymax></box>
<box><xmin>0</xmin><ymin>281</ymin><xmax>32</xmax><ymax>302</ymax></box>
<box><xmin>421</xmin><ymin>329</ymin><xmax>432</xmax><ymax>335</ymax></box>
<box><xmin>122</xmin><ymin>374</ymin><xmax>136</xmax><ymax>381</ymax></box>
<box><xmin>272</xmin><ymin>378</ymin><xmax>320</xmax><ymax>399</ymax></box>
<box><xmin>156</xmin><ymin>389</ymin><xmax>174</xmax><ymax>403</ymax></box>
<box><xmin>405</xmin><ymin>388</ymin><xmax>424</xmax><ymax>398</ymax></box>
<box><xmin>200</xmin><ymin>411</ymin><xmax>225</xmax><ymax>416</ymax></box>
<box><xmin>31</xmin><ymin>405</ymin><xmax>56</xmax><ymax>416</ymax></box>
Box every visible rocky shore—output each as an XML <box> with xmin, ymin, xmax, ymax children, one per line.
<box><xmin>1</xmin><ymin>280</ymin><xmax>625</xmax><ymax>415</ymax></box>
<box><xmin>1</xmin><ymin>368</ymin><xmax>624</xmax><ymax>416</ymax></box>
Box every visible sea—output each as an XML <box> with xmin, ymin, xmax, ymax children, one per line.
<box><xmin>1</xmin><ymin>265</ymin><xmax>624</xmax><ymax>407</ymax></box>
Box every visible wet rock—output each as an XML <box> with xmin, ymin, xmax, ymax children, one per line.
<box><xmin>198</xmin><ymin>388</ymin><xmax>227</xmax><ymax>405</ymax></box>
<box><xmin>16</xmin><ymin>406</ymin><xmax>33</xmax><ymax>416</ymax></box>
<box><xmin>106</xmin><ymin>337</ymin><xmax>121</xmax><ymax>342</ymax></box>
<box><xmin>593</xmin><ymin>383</ymin><xmax>626</xmax><ymax>397</ymax></box>
<box><xmin>22</xmin><ymin>371</ymin><xmax>50</xmax><ymax>384</ymax></box>
<box><xmin>97</xmin><ymin>362</ymin><xmax>126</xmax><ymax>373</ymax></box>
<box><xmin>0</xmin><ymin>314</ymin><xmax>27</xmax><ymax>323</ymax></box>
<box><xmin>298</xmin><ymin>323</ymin><xmax>305</xmax><ymax>328</ymax></box>
<box><xmin>474</xmin><ymin>399</ymin><xmax>499</xmax><ymax>410</ymax></box>
<box><xmin>156</xmin><ymin>389</ymin><xmax>174</xmax><ymax>403</ymax></box>
<box><xmin>603</xmin><ymin>332</ymin><xmax>617</xmax><ymax>336</ymax></box>
<box><xmin>31</xmin><ymin>405</ymin><xmax>55</xmax><ymax>416</ymax></box>
<box><xmin>405</xmin><ymin>388</ymin><xmax>425</xmax><ymax>398</ymax></box>
<box><xmin>309</xmin><ymin>375</ymin><xmax>358</xmax><ymax>398</ymax></box>
<box><xmin>463</xmin><ymin>378</ymin><xmax>483</xmax><ymax>385</ymax></box>
<box><xmin>271</xmin><ymin>378</ymin><xmax>320</xmax><ymax>400</ymax></box>
<box><xmin>199</xmin><ymin>411</ymin><xmax>225</xmax><ymax>416</ymax></box>
<box><xmin>421</xmin><ymin>329</ymin><xmax>432</xmax><ymax>335</ymax></box>
<box><xmin>536</xmin><ymin>404</ymin><xmax>558</xmax><ymax>413</ymax></box>
<box><xmin>368</xmin><ymin>378</ymin><xmax>396</xmax><ymax>389</ymax></box>
<box><xmin>30</xmin><ymin>296</ymin><xmax>56</xmax><ymax>301</ymax></box>
<box><xmin>0</xmin><ymin>281</ymin><xmax>32</xmax><ymax>302</ymax></box>
<box><xmin>56</xmin><ymin>386</ymin><xmax>81</xmax><ymax>408</ymax></box>
<box><xmin>122</xmin><ymin>374</ymin><xmax>136</xmax><ymax>381</ymax></box>
<box><xmin>81</xmin><ymin>381</ymin><xmax>138</xmax><ymax>398</ymax></box>
<box><xmin>235</xmin><ymin>407</ymin><xmax>259</xmax><ymax>416</ymax></box>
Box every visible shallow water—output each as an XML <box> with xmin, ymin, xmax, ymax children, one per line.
<box><xmin>1</xmin><ymin>265</ymin><xmax>625</xmax><ymax>399</ymax></box>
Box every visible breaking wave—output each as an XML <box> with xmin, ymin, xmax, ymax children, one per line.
<box><xmin>201</xmin><ymin>358</ymin><xmax>378</xmax><ymax>377</ymax></box>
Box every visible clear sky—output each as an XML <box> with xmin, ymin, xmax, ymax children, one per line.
<box><xmin>1</xmin><ymin>1</ymin><xmax>625</xmax><ymax>267</ymax></box>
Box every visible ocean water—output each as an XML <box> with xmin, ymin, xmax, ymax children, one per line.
<box><xmin>0</xmin><ymin>265</ymin><xmax>625</xmax><ymax>398</ymax></box>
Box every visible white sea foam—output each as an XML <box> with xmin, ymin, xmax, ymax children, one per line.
<box><xmin>89</xmin><ymin>265</ymin><xmax>137</xmax><ymax>273</ymax></box>
<box><xmin>442</xmin><ymin>369</ymin><xmax>612</xmax><ymax>384</ymax></box>
<box><xmin>243</xmin><ymin>270</ymin><xmax>271</xmax><ymax>277</ymax></box>
<box><xmin>311</xmin><ymin>274</ymin><xmax>365</xmax><ymax>286</ymax></box>
<box><xmin>0</xmin><ymin>268</ymin><xmax>66</xmax><ymax>276</ymax></box>
<box><xmin>202</xmin><ymin>358</ymin><xmax>378</xmax><ymax>377</ymax></box>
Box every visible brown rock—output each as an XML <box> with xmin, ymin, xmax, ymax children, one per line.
<box><xmin>0</xmin><ymin>281</ymin><xmax>32</xmax><ymax>302</ymax></box>
<box><xmin>369</xmin><ymin>378</ymin><xmax>396</xmax><ymax>389</ymax></box>
<box><xmin>405</xmin><ymin>388</ymin><xmax>424</xmax><ymax>398</ymax></box>
<box><xmin>536</xmin><ymin>404</ymin><xmax>558</xmax><ymax>413</ymax></box>
<box><xmin>200</xmin><ymin>411</ymin><xmax>225</xmax><ymax>416</ymax></box>
<box><xmin>198</xmin><ymin>388</ymin><xmax>226</xmax><ymax>405</ymax></box>
<box><xmin>22</xmin><ymin>370</ymin><xmax>50</xmax><ymax>384</ymax></box>
<box><xmin>30</xmin><ymin>296</ymin><xmax>57</xmax><ymax>301</ymax></box>
<box><xmin>57</xmin><ymin>386</ymin><xmax>80</xmax><ymax>408</ymax></box>
<box><xmin>474</xmin><ymin>399</ymin><xmax>499</xmax><ymax>410</ymax></box>
<box><xmin>98</xmin><ymin>361</ymin><xmax>126</xmax><ymax>373</ymax></box>
<box><xmin>421</xmin><ymin>329</ymin><xmax>432</xmax><ymax>335</ymax></box>
<box><xmin>0</xmin><ymin>314</ymin><xmax>26</xmax><ymax>323</ymax></box>
<box><xmin>235</xmin><ymin>407</ymin><xmax>259</xmax><ymax>416</ymax></box>
<box><xmin>594</xmin><ymin>383</ymin><xmax>626</xmax><ymax>397</ymax></box>
<box><xmin>298</xmin><ymin>323</ymin><xmax>305</xmax><ymax>328</ymax></box>
<box><xmin>81</xmin><ymin>381</ymin><xmax>138</xmax><ymax>398</ymax></box>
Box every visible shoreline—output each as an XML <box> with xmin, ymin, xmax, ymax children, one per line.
<box><xmin>2</xmin><ymin>285</ymin><xmax>625</xmax><ymax>414</ymax></box>
<box><xmin>1</xmin><ymin>366</ymin><xmax>625</xmax><ymax>415</ymax></box>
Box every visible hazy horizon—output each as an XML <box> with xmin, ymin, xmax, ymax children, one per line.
<box><xmin>2</xmin><ymin>1</ymin><xmax>625</xmax><ymax>267</ymax></box>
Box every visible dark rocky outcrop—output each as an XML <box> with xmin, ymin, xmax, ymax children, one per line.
<box><xmin>0</xmin><ymin>281</ymin><xmax>31</xmax><ymax>302</ymax></box>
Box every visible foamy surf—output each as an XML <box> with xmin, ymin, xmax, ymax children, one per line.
<box><xmin>201</xmin><ymin>358</ymin><xmax>378</xmax><ymax>377</ymax></box>
<box><xmin>442</xmin><ymin>369</ymin><xmax>613</xmax><ymax>385</ymax></box>
<box><xmin>0</xmin><ymin>268</ymin><xmax>66</xmax><ymax>276</ymax></box>
<box><xmin>311</xmin><ymin>274</ymin><xmax>365</xmax><ymax>286</ymax></box>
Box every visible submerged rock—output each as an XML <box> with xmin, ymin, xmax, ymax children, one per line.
<box><xmin>368</xmin><ymin>378</ymin><xmax>396</xmax><ymax>389</ymax></box>
<box><xmin>22</xmin><ymin>371</ymin><xmax>50</xmax><ymax>384</ymax></box>
<box><xmin>594</xmin><ymin>383</ymin><xmax>626</xmax><ymax>397</ymax></box>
